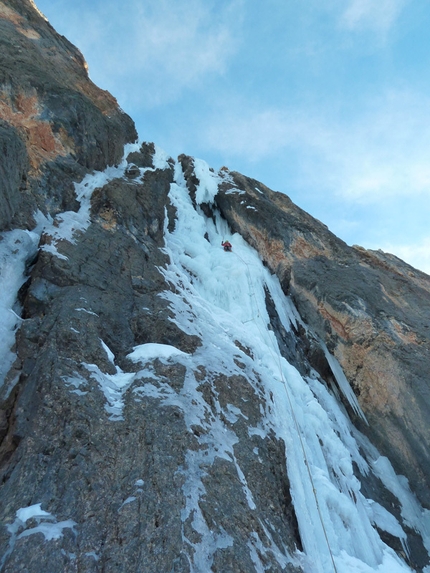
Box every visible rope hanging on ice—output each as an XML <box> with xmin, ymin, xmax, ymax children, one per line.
<box><xmin>232</xmin><ymin>249</ymin><xmax>339</xmax><ymax>573</ymax></box>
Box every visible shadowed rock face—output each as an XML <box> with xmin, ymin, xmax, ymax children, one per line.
<box><xmin>0</xmin><ymin>0</ymin><xmax>137</xmax><ymax>231</ymax></box>
<box><xmin>1</xmin><ymin>2</ymin><xmax>430</xmax><ymax>572</ymax></box>
<box><xmin>0</xmin><ymin>150</ymin><xmax>303</xmax><ymax>572</ymax></box>
<box><xmin>214</xmin><ymin>169</ymin><xmax>430</xmax><ymax>509</ymax></box>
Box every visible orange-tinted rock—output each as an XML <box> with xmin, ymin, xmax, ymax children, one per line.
<box><xmin>0</xmin><ymin>0</ymin><xmax>137</xmax><ymax>231</ymax></box>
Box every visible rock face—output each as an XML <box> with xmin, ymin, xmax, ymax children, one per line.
<box><xmin>0</xmin><ymin>0</ymin><xmax>137</xmax><ymax>231</ymax></box>
<box><xmin>1</xmin><ymin>2</ymin><xmax>430</xmax><ymax>573</ymax></box>
<box><xmin>214</xmin><ymin>170</ymin><xmax>430</xmax><ymax>510</ymax></box>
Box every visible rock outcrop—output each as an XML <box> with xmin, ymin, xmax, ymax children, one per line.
<box><xmin>0</xmin><ymin>0</ymin><xmax>137</xmax><ymax>231</ymax></box>
<box><xmin>1</xmin><ymin>1</ymin><xmax>430</xmax><ymax>572</ymax></box>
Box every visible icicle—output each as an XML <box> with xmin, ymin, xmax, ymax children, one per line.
<box><xmin>320</xmin><ymin>341</ymin><xmax>368</xmax><ymax>423</ymax></box>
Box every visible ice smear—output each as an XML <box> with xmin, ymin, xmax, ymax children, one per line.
<box><xmin>16</xmin><ymin>504</ymin><xmax>51</xmax><ymax>522</ymax></box>
<box><xmin>1</xmin><ymin>504</ymin><xmax>76</xmax><ymax>571</ymax></box>
<box><xmin>0</xmin><ymin>229</ymin><xmax>39</xmax><ymax>390</ymax></box>
<box><xmin>100</xmin><ymin>338</ymin><xmax>116</xmax><ymax>365</ymax></box>
<box><xmin>62</xmin><ymin>372</ymin><xmax>88</xmax><ymax>395</ymax></box>
<box><xmin>82</xmin><ymin>340</ymin><xmax>136</xmax><ymax>421</ymax></box>
<box><xmin>119</xmin><ymin>497</ymin><xmax>136</xmax><ymax>509</ymax></box>
<box><xmin>158</xmin><ymin>160</ymin><xmax>418</xmax><ymax>572</ymax></box>
<box><xmin>0</xmin><ymin>143</ymin><xmax>141</xmax><ymax>393</ymax></box>
<box><xmin>85</xmin><ymin>552</ymin><xmax>99</xmax><ymax>561</ymax></box>
<box><xmin>356</xmin><ymin>430</ymin><xmax>430</xmax><ymax>555</ymax></box>
<box><xmin>248</xmin><ymin>524</ymin><xmax>294</xmax><ymax>573</ymax></box>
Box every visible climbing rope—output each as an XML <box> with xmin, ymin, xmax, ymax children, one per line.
<box><xmin>231</xmin><ymin>248</ymin><xmax>339</xmax><ymax>573</ymax></box>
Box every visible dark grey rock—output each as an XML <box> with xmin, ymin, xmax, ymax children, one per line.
<box><xmin>0</xmin><ymin>121</ymin><xmax>29</xmax><ymax>231</ymax></box>
<box><xmin>0</xmin><ymin>0</ymin><xmax>137</xmax><ymax>233</ymax></box>
<box><xmin>126</xmin><ymin>142</ymin><xmax>156</xmax><ymax>169</ymax></box>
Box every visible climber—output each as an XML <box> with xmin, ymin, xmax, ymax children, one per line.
<box><xmin>221</xmin><ymin>240</ymin><xmax>232</xmax><ymax>252</ymax></box>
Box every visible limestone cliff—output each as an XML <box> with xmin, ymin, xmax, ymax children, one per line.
<box><xmin>0</xmin><ymin>0</ymin><xmax>137</xmax><ymax>231</ymax></box>
<box><xmin>1</xmin><ymin>1</ymin><xmax>430</xmax><ymax>573</ymax></box>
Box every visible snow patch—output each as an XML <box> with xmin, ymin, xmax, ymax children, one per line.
<box><xmin>127</xmin><ymin>343</ymin><xmax>188</xmax><ymax>364</ymax></box>
<box><xmin>1</xmin><ymin>504</ymin><xmax>76</xmax><ymax>570</ymax></box>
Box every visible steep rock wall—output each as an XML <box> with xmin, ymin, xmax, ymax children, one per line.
<box><xmin>0</xmin><ymin>0</ymin><xmax>137</xmax><ymax>231</ymax></box>
<box><xmin>0</xmin><ymin>147</ymin><xmax>303</xmax><ymax>572</ymax></box>
<box><xmin>212</xmin><ymin>166</ymin><xmax>430</xmax><ymax>510</ymax></box>
<box><xmin>1</xmin><ymin>1</ymin><xmax>430</xmax><ymax>571</ymax></box>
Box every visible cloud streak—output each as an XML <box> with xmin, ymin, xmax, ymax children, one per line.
<box><xmin>339</xmin><ymin>0</ymin><xmax>408</xmax><ymax>33</ymax></box>
<box><xmin>202</xmin><ymin>89</ymin><xmax>430</xmax><ymax>204</ymax></box>
<box><xmin>42</xmin><ymin>0</ymin><xmax>243</xmax><ymax>108</ymax></box>
<box><xmin>380</xmin><ymin>238</ymin><xmax>430</xmax><ymax>275</ymax></box>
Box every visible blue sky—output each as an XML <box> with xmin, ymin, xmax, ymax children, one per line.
<box><xmin>35</xmin><ymin>0</ymin><xmax>430</xmax><ymax>273</ymax></box>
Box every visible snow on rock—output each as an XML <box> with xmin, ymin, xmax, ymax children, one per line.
<box><xmin>40</xmin><ymin>143</ymin><xmax>139</xmax><ymax>260</ymax></box>
<box><xmin>1</xmin><ymin>504</ymin><xmax>76</xmax><ymax>570</ymax></box>
<box><xmin>127</xmin><ymin>343</ymin><xmax>188</xmax><ymax>364</ymax></box>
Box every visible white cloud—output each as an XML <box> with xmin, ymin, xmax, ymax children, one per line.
<box><xmin>202</xmin><ymin>89</ymin><xmax>430</xmax><ymax>204</ymax></box>
<box><xmin>339</xmin><ymin>0</ymin><xmax>408</xmax><ymax>32</ymax></box>
<box><xmin>379</xmin><ymin>238</ymin><xmax>430</xmax><ymax>275</ymax></box>
<box><xmin>59</xmin><ymin>0</ymin><xmax>243</xmax><ymax>108</ymax></box>
<box><xmin>204</xmin><ymin>108</ymin><xmax>303</xmax><ymax>161</ymax></box>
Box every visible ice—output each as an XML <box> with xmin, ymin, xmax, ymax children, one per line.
<box><xmin>152</xmin><ymin>144</ymin><xmax>172</xmax><ymax>170</ymax></box>
<box><xmin>1</xmin><ymin>142</ymin><xmax>425</xmax><ymax>570</ymax></box>
<box><xmin>127</xmin><ymin>342</ymin><xmax>188</xmax><ymax>364</ymax></box>
<box><xmin>62</xmin><ymin>372</ymin><xmax>87</xmax><ymax>394</ymax></box>
<box><xmin>16</xmin><ymin>504</ymin><xmax>51</xmax><ymax>522</ymax></box>
<box><xmin>248</xmin><ymin>522</ymin><xmax>296</xmax><ymax>572</ymax></box>
<box><xmin>100</xmin><ymin>339</ymin><xmax>116</xmax><ymax>365</ymax></box>
<box><xmin>85</xmin><ymin>552</ymin><xmax>99</xmax><ymax>561</ymax></box>
<box><xmin>40</xmin><ymin>143</ymin><xmax>138</xmax><ymax>260</ymax></box>
<box><xmin>1</xmin><ymin>504</ymin><xmax>76</xmax><ymax>569</ymax></box>
<box><xmin>193</xmin><ymin>158</ymin><xmax>221</xmax><ymax>205</ymax></box>
<box><xmin>364</xmin><ymin>499</ymin><xmax>409</xmax><ymax>556</ymax></box>
<box><xmin>75</xmin><ymin>307</ymin><xmax>98</xmax><ymax>316</ymax></box>
<box><xmin>17</xmin><ymin>520</ymin><xmax>76</xmax><ymax>541</ymax></box>
<box><xmin>321</xmin><ymin>340</ymin><xmax>367</xmax><ymax>422</ymax></box>
<box><xmin>82</xmin><ymin>340</ymin><xmax>192</xmax><ymax>420</ymax></box>
<box><xmin>119</xmin><ymin>497</ymin><xmax>136</xmax><ymax>509</ymax></box>
<box><xmin>0</xmin><ymin>144</ymin><xmax>142</xmax><ymax>394</ymax></box>
<box><xmin>0</xmin><ymin>229</ymin><xmax>39</xmax><ymax>390</ymax></box>
<box><xmin>82</xmin><ymin>361</ymin><xmax>135</xmax><ymax>421</ymax></box>
<box><xmin>157</xmin><ymin>158</ymin><xmax>419</xmax><ymax>572</ymax></box>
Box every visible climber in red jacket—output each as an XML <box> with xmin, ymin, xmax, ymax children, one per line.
<box><xmin>222</xmin><ymin>241</ymin><xmax>232</xmax><ymax>252</ymax></box>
